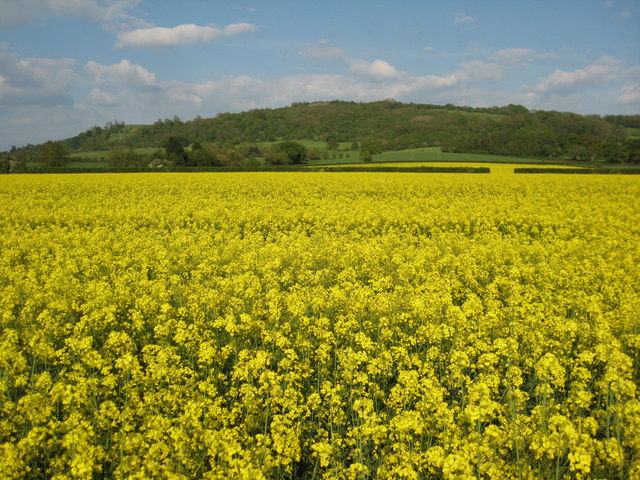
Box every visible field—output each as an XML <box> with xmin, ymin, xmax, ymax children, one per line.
<box><xmin>369</xmin><ymin>148</ymin><xmax>547</xmax><ymax>165</ymax></box>
<box><xmin>305</xmin><ymin>148</ymin><xmax>551</xmax><ymax>166</ymax></box>
<box><xmin>1</xmin><ymin>172</ymin><xmax>639</xmax><ymax>479</ymax></box>
<box><xmin>312</xmin><ymin>163</ymin><xmax>587</xmax><ymax>175</ymax></box>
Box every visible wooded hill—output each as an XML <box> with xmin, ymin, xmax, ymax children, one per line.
<box><xmin>6</xmin><ymin>100</ymin><xmax>640</xmax><ymax>163</ymax></box>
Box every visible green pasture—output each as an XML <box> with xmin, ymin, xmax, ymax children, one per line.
<box><xmin>627</xmin><ymin>127</ymin><xmax>640</xmax><ymax>139</ymax></box>
<box><xmin>70</xmin><ymin>151</ymin><xmax>109</xmax><ymax>160</ymax></box>
<box><xmin>372</xmin><ymin>148</ymin><xmax>548</xmax><ymax>164</ymax></box>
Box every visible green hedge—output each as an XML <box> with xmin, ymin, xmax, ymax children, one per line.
<box><xmin>18</xmin><ymin>165</ymin><xmax>491</xmax><ymax>174</ymax></box>
<box><xmin>514</xmin><ymin>167</ymin><xmax>640</xmax><ymax>174</ymax></box>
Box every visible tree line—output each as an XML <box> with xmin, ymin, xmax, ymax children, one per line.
<box><xmin>0</xmin><ymin>138</ymin><xmax>315</xmax><ymax>173</ymax></box>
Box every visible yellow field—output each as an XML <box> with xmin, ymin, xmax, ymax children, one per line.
<box><xmin>1</xmin><ymin>172</ymin><xmax>639</xmax><ymax>479</ymax></box>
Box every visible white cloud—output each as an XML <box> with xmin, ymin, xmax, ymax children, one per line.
<box><xmin>298</xmin><ymin>40</ymin><xmax>347</xmax><ymax>59</ymax></box>
<box><xmin>86</xmin><ymin>59</ymin><xmax>159</xmax><ymax>92</ymax></box>
<box><xmin>73</xmin><ymin>57</ymin><xmax>509</xmax><ymax>124</ymax></box>
<box><xmin>0</xmin><ymin>0</ymin><xmax>142</xmax><ymax>27</ymax></box>
<box><xmin>349</xmin><ymin>59</ymin><xmax>400</xmax><ymax>80</ymax></box>
<box><xmin>422</xmin><ymin>46</ymin><xmax>435</xmax><ymax>53</ymax></box>
<box><xmin>618</xmin><ymin>83</ymin><xmax>640</xmax><ymax>104</ymax></box>
<box><xmin>0</xmin><ymin>44</ymin><xmax>77</xmax><ymax>106</ymax></box>
<box><xmin>531</xmin><ymin>57</ymin><xmax>622</xmax><ymax>95</ymax></box>
<box><xmin>222</xmin><ymin>23</ymin><xmax>257</xmax><ymax>36</ymax></box>
<box><xmin>87</xmin><ymin>88</ymin><xmax>117</xmax><ymax>105</ymax></box>
<box><xmin>117</xmin><ymin>23</ymin><xmax>256</xmax><ymax>48</ymax></box>
<box><xmin>453</xmin><ymin>13</ymin><xmax>475</xmax><ymax>24</ymax></box>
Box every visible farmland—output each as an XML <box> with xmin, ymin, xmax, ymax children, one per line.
<box><xmin>1</xmin><ymin>172</ymin><xmax>639</xmax><ymax>479</ymax></box>
<box><xmin>308</xmin><ymin>162</ymin><xmax>587</xmax><ymax>176</ymax></box>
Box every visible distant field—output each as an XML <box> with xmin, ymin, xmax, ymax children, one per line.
<box><xmin>372</xmin><ymin>148</ymin><xmax>548</xmax><ymax>164</ymax></box>
<box><xmin>70</xmin><ymin>147</ymin><xmax>159</xmax><ymax>160</ymax></box>
<box><xmin>310</xmin><ymin>162</ymin><xmax>588</xmax><ymax>175</ymax></box>
<box><xmin>248</xmin><ymin>140</ymin><xmax>331</xmax><ymax>150</ymax></box>
<box><xmin>309</xmin><ymin>148</ymin><xmax>575</xmax><ymax>167</ymax></box>
<box><xmin>69</xmin><ymin>151</ymin><xmax>109</xmax><ymax>160</ymax></box>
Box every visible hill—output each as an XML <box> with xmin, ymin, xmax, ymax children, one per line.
<box><xmin>3</xmin><ymin>101</ymin><xmax>640</xmax><ymax>167</ymax></box>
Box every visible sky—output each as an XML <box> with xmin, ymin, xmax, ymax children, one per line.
<box><xmin>0</xmin><ymin>0</ymin><xmax>639</xmax><ymax>151</ymax></box>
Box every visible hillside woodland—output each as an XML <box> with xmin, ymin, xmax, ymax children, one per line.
<box><xmin>2</xmin><ymin>101</ymin><xmax>640</xmax><ymax>171</ymax></box>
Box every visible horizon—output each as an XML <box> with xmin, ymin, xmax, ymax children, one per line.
<box><xmin>1</xmin><ymin>0</ymin><xmax>639</xmax><ymax>151</ymax></box>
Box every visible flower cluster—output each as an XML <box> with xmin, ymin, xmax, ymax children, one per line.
<box><xmin>1</xmin><ymin>172</ymin><xmax>639</xmax><ymax>479</ymax></box>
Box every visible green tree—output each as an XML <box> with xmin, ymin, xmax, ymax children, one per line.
<box><xmin>624</xmin><ymin>138</ymin><xmax>640</xmax><ymax>164</ymax></box>
<box><xmin>188</xmin><ymin>146</ymin><xmax>220</xmax><ymax>167</ymax></box>
<box><xmin>361</xmin><ymin>150</ymin><xmax>373</xmax><ymax>162</ymax></box>
<box><xmin>107</xmin><ymin>146</ymin><xmax>141</xmax><ymax>169</ymax></box>
<box><xmin>38</xmin><ymin>141</ymin><xmax>69</xmax><ymax>167</ymax></box>
<box><xmin>275</xmin><ymin>141</ymin><xmax>308</xmax><ymax>164</ymax></box>
<box><xmin>326</xmin><ymin>138</ymin><xmax>340</xmax><ymax>150</ymax></box>
<box><xmin>567</xmin><ymin>145</ymin><xmax>594</xmax><ymax>162</ymax></box>
<box><xmin>264</xmin><ymin>147</ymin><xmax>290</xmax><ymax>165</ymax></box>
<box><xmin>164</xmin><ymin>136</ymin><xmax>189</xmax><ymax>166</ymax></box>
<box><xmin>360</xmin><ymin>140</ymin><xmax>383</xmax><ymax>154</ymax></box>
<box><xmin>4</xmin><ymin>149</ymin><xmax>28</xmax><ymax>173</ymax></box>
<box><xmin>598</xmin><ymin>142</ymin><xmax>625</xmax><ymax>163</ymax></box>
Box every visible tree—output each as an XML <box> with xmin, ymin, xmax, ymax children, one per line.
<box><xmin>326</xmin><ymin>137</ymin><xmax>340</xmax><ymax>150</ymax></box>
<box><xmin>361</xmin><ymin>151</ymin><xmax>373</xmax><ymax>162</ymax></box>
<box><xmin>188</xmin><ymin>146</ymin><xmax>220</xmax><ymax>167</ymax></box>
<box><xmin>7</xmin><ymin>150</ymin><xmax>28</xmax><ymax>173</ymax></box>
<box><xmin>107</xmin><ymin>146</ymin><xmax>141</xmax><ymax>169</ymax></box>
<box><xmin>567</xmin><ymin>145</ymin><xmax>594</xmax><ymax>163</ymax></box>
<box><xmin>38</xmin><ymin>141</ymin><xmax>69</xmax><ymax>167</ymax></box>
<box><xmin>164</xmin><ymin>136</ymin><xmax>189</xmax><ymax>166</ymax></box>
<box><xmin>264</xmin><ymin>147</ymin><xmax>290</xmax><ymax>165</ymax></box>
<box><xmin>598</xmin><ymin>142</ymin><xmax>625</xmax><ymax>163</ymax></box>
<box><xmin>360</xmin><ymin>140</ymin><xmax>383</xmax><ymax>155</ymax></box>
<box><xmin>275</xmin><ymin>141</ymin><xmax>307</xmax><ymax>164</ymax></box>
<box><xmin>624</xmin><ymin>138</ymin><xmax>640</xmax><ymax>164</ymax></box>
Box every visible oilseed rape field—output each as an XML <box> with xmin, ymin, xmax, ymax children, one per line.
<box><xmin>1</xmin><ymin>172</ymin><xmax>639</xmax><ymax>480</ymax></box>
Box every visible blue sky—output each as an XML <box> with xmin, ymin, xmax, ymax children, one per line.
<box><xmin>0</xmin><ymin>0</ymin><xmax>639</xmax><ymax>150</ymax></box>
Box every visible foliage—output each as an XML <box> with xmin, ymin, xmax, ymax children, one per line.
<box><xmin>275</xmin><ymin>141</ymin><xmax>308</xmax><ymax>164</ymax></box>
<box><xmin>515</xmin><ymin>167</ymin><xmax>640</xmax><ymax>174</ymax></box>
<box><xmin>38</xmin><ymin>140</ymin><xmax>69</xmax><ymax>167</ymax></box>
<box><xmin>106</xmin><ymin>146</ymin><xmax>142</xmax><ymax>169</ymax></box>
<box><xmin>164</xmin><ymin>136</ymin><xmax>189</xmax><ymax>166</ymax></box>
<box><xmin>1</xmin><ymin>172</ymin><xmax>639</xmax><ymax>479</ymax></box>
<box><xmin>188</xmin><ymin>145</ymin><xmax>221</xmax><ymax>167</ymax></box>
<box><xmin>0</xmin><ymin>152</ymin><xmax>27</xmax><ymax>173</ymax></box>
<box><xmin>624</xmin><ymin>139</ymin><xmax>640</xmax><ymax>164</ymax></box>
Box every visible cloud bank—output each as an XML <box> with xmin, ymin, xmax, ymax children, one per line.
<box><xmin>117</xmin><ymin>23</ymin><xmax>257</xmax><ymax>48</ymax></box>
<box><xmin>1</xmin><ymin>42</ymin><xmax>638</xmax><ymax>150</ymax></box>
<box><xmin>0</xmin><ymin>0</ymin><xmax>143</xmax><ymax>28</ymax></box>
